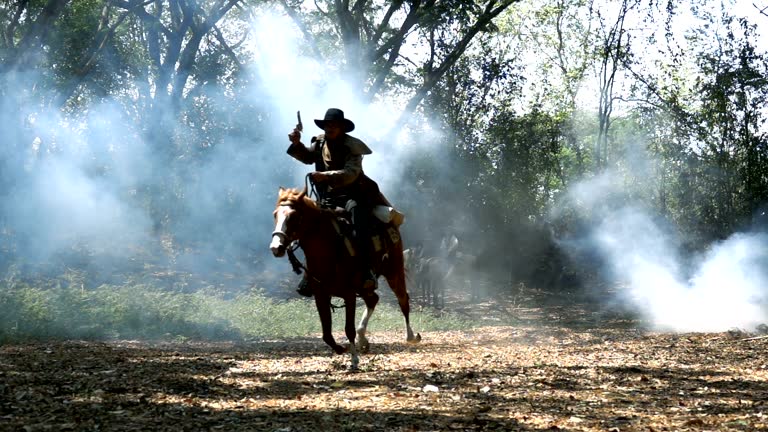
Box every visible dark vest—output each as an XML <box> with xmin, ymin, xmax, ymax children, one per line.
<box><xmin>312</xmin><ymin>136</ymin><xmax>348</xmax><ymax>172</ymax></box>
<box><xmin>310</xmin><ymin>135</ymin><xmax>381</xmax><ymax>208</ymax></box>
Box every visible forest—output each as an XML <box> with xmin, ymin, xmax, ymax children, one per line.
<box><xmin>1</xmin><ymin>1</ymin><xmax>768</xmax><ymax>430</ymax></box>
<box><xmin>2</xmin><ymin>0</ymin><xmax>766</xmax><ymax>333</ymax></box>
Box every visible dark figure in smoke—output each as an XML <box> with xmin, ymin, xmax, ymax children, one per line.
<box><xmin>287</xmin><ymin>108</ymin><xmax>403</xmax><ymax>296</ymax></box>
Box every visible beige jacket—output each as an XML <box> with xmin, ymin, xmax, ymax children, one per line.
<box><xmin>287</xmin><ymin>134</ymin><xmax>372</xmax><ymax>189</ymax></box>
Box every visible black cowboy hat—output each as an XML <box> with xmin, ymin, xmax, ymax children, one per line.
<box><xmin>314</xmin><ymin>108</ymin><xmax>355</xmax><ymax>132</ymax></box>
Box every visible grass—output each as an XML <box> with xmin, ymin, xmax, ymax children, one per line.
<box><xmin>0</xmin><ymin>283</ymin><xmax>478</xmax><ymax>343</ymax></box>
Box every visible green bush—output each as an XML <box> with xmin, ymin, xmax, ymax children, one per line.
<box><xmin>0</xmin><ymin>283</ymin><xmax>480</xmax><ymax>343</ymax></box>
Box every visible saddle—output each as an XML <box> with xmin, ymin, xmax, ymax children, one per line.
<box><xmin>322</xmin><ymin>205</ymin><xmax>400</xmax><ymax>271</ymax></box>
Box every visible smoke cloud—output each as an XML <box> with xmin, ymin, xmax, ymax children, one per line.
<box><xmin>562</xmin><ymin>172</ymin><xmax>768</xmax><ymax>332</ymax></box>
<box><xmin>1</xmin><ymin>88</ymin><xmax>153</xmax><ymax>265</ymax></box>
<box><xmin>4</xmin><ymin>4</ymin><xmax>763</xmax><ymax>342</ymax></box>
<box><xmin>245</xmin><ymin>9</ymin><xmax>425</xmax><ymax>193</ymax></box>
<box><xmin>244</xmin><ymin>8</ymin><xmax>454</xmax><ymax>258</ymax></box>
<box><xmin>0</xmin><ymin>7</ymin><xmax>444</xmax><ymax>299</ymax></box>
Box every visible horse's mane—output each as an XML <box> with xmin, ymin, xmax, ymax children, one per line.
<box><xmin>278</xmin><ymin>187</ymin><xmax>310</xmax><ymax>206</ymax></box>
<box><xmin>277</xmin><ymin>187</ymin><xmax>331</xmax><ymax>215</ymax></box>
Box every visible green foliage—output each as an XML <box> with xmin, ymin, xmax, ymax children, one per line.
<box><xmin>485</xmin><ymin>108</ymin><xmax>564</xmax><ymax>222</ymax></box>
<box><xmin>0</xmin><ymin>283</ymin><xmax>478</xmax><ymax>343</ymax></box>
<box><xmin>634</xmin><ymin>10</ymin><xmax>768</xmax><ymax>244</ymax></box>
<box><xmin>691</xmin><ymin>25</ymin><xmax>768</xmax><ymax>235</ymax></box>
<box><xmin>1</xmin><ymin>0</ymin><xmax>768</xmax><ymax>302</ymax></box>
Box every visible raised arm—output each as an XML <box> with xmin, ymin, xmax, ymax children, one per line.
<box><xmin>286</xmin><ymin>128</ymin><xmax>319</xmax><ymax>165</ymax></box>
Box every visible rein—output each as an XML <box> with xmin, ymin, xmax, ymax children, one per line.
<box><xmin>306</xmin><ymin>173</ymin><xmax>320</xmax><ymax>201</ymax></box>
<box><xmin>285</xmin><ymin>239</ymin><xmax>323</xmax><ymax>286</ymax></box>
<box><xmin>286</xmin><ymin>241</ymin><xmax>306</xmax><ymax>275</ymax></box>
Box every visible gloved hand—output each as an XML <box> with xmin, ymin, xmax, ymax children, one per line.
<box><xmin>288</xmin><ymin>128</ymin><xmax>301</xmax><ymax>145</ymax></box>
<box><xmin>309</xmin><ymin>171</ymin><xmax>328</xmax><ymax>183</ymax></box>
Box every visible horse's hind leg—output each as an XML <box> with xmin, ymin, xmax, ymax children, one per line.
<box><xmin>386</xmin><ymin>272</ymin><xmax>421</xmax><ymax>343</ymax></box>
<box><xmin>356</xmin><ymin>291</ymin><xmax>379</xmax><ymax>353</ymax></box>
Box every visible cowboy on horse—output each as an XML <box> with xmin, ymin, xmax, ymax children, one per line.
<box><xmin>286</xmin><ymin>108</ymin><xmax>404</xmax><ymax>297</ymax></box>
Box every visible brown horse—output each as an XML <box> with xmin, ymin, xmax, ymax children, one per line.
<box><xmin>269</xmin><ymin>187</ymin><xmax>420</xmax><ymax>369</ymax></box>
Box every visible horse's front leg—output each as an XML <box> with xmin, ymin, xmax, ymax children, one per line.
<box><xmin>315</xmin><ymin>295</ymin><xmax>346</xmax><ymax>355</ymax></box>
<box><xmin>344</xmin><ymin>294</ymin><xmax>359</xmax><ymax>370</ymax></box>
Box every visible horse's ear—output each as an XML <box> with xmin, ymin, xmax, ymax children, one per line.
<box><xmin>277</xmin><ymin>186</ymin><xmax>287</xmax><ymax>202</ymax></box>
<box><xmin>299</xmin><ymin>186</ymin><xmax>308</xmax><ymax>200</ymax></box>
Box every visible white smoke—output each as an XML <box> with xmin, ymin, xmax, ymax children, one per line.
<box><xmin>1</xmin><ymin>94</ymin><xmax>152</xmax><ymax>262</ymax></box>
<box><xmin>244</xmin><ymin>9</ymin><xmax>438</xmax><ymax>194</ymax></box>
<box><xmin>567</xmin><ymin>172</ymin><xmax>768</xmax><ymax>332</ymax></box>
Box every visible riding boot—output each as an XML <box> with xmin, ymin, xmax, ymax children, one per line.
<box><xmin>296</xmin><ymin>275</ymin><xmax>312</xmax><ymax>297</ymax></box>
<box><xmin>350</xmin><ymin>204</ymin><xmax>376</xmax><ymax>292</ymax></box>
<box><xmin>358</xmin><ymin>244</ymin><xmax>377</xmax><ymax>292</ymax></box>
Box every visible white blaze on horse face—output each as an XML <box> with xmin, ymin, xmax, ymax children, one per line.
<box><xmin>270</xmin><ymin>204</ymin><xmax>292</xmax><ymax>256</ymax></box>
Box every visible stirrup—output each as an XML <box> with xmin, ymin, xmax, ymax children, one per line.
<box><xmin>296</xmin><ymin>276</ymin><xmax>312</xmax><ymax>297</ymax></box>
<box><xmin>362</xmin><ymin>270</ymin><xmax>377</xmax><ymax>291</ymax></box>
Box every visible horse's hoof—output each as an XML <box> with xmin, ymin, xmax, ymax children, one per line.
<box><xmin>408</xmin><ymin>333</ymin><xmax>422</xmax><ymax>343</ymax></box>
<box><xmin>358</xmin><ymin>341</ymin><xmax>370</xmax><ymax>354</ymax></box>
<box><xmin>357</xmin><ymin>336</ymin><xmax>370</xmax><ymax>353</ymax></box>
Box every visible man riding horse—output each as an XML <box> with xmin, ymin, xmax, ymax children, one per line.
<box><xmin>287</xmin><ymin>108</ymin><xmax>403</xmax><ymax>297</ymax></box>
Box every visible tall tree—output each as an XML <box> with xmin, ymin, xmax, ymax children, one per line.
<box><xmin>693</xmin><ymin>14</ymin><xmax>768</xmax><ymax>236</ymax></box>
<box><xmin>276</xmin><ymin>0</ymin><xmax>521</xmax><ymax>132</ymax></box>
<box><xmin>593</xmin><ymin>0</ymin><xmax>636</xmax><ymax>170</ymax></box>
<box><xmin>103</xmin><ymin>0</ymin><xmax>242</xmax><ymax>149</ymax></box>
<box><xmin>515</xmin><ymin>0</ymin><xmax>596</xmax><ymax>177</ymax></box>
<box><xmin>0</xmin><ymin>0</ymin><xmax>72</xmax><ymax>75</ymax></box>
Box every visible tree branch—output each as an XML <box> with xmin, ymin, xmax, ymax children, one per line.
<box><xmin>212</xmin><ymin>24</ymin><xmax>244</xmax><ymax>70</ymax></box>
<box><xmin>172</xmin><ymin>0</ymin><xmax>241</xmax><ymax>103</ymax></box>
<box><xmin>391</xmin><ymin>0</ymin><xmax>519</xmax><ymax>134</ymax></box>
<box><xmin>370</xmin><ymin>0</ymin><xmax>403</xmax><ymax>46</ymax></box>
<box><xmin>278</xmin><ymin>0</ymin><xmax>323</xmax><ymax>60</ymax></box>
<box><xmin>365</xmin><ymin>1</ymin><xmax>425</xmax><ymax>100</ymax></box>
<box><xmin>370</xmin><ymin>0</ymin><xmax>424</xmax><ymax>60</ymax></box>
<box><xmin>4</xmin><ymin>0</ymin><xmax>31</xmax><ymax>49</ymax></box>
<box><xmin>11</xmin><ymin>0</ymin><xmax>71</xmax><ymax>70</ymax></box>
<box><xmin>77</xmin><ymin>0</ymin><xmax>155</xmax><ymax>76</ymax></box>
<box><xmin>754</xmin><ymin>2</ymin><xmax>768</xmax><ymax>17</ymax></box>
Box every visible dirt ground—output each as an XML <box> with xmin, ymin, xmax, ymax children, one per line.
<box><xmin>1</xmin><ymin>299</ymin><xmax>768</xmax><ymax>432</ymax></box>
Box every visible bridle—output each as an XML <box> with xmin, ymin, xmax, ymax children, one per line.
<box><xmin>272</xmin><ymin>174</ymin><xmax>318</xmax><ymax>243</ymax></box>
<box><xmin>272</xmin><ymin>199</ymin><xmax>314</xmax><ymax>279</ymax></box>
<box><xmin>272</xmin><ymin>201</ymin><xmax>300</xmax><ymax>244</ymax></box>
<box><xmin>271</xmin><ymin>226</ymin><xmax>289</xmax><ymax>246</ymax></box>
<box><xmin>272</xmin><ymin>177</ymin><xmax>326</xmax><ymax>285</ymax></box>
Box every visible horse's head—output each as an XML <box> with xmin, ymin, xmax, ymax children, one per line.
<box><xmin>270</xmin><ymin>187</ymin><xmax>310</xmax><ymax>257</ymax></box>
